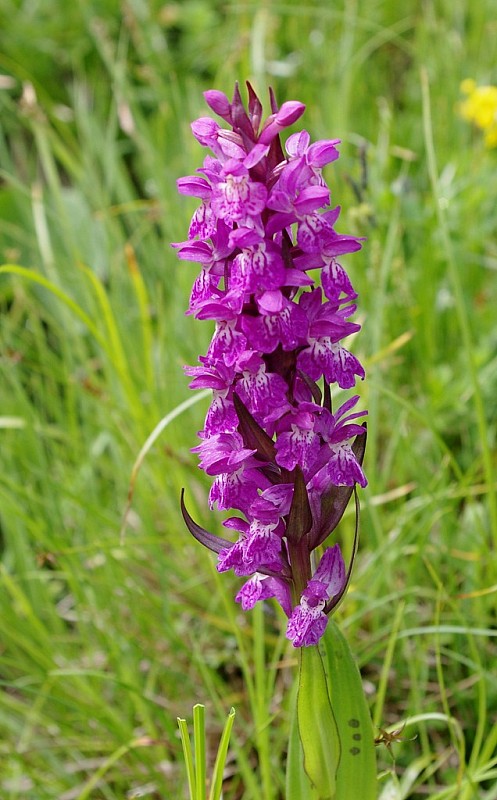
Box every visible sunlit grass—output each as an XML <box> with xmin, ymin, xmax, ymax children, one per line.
<box><xmin>1</xmin><ymin>0</ymin><xmax>497</xmax><ymax>797</ymax></box>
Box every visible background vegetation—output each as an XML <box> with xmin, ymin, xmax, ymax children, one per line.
<box><xmin>1</xmin><ymin>1</ymin><xmax>496</xmax><ymax>797</ymax></box>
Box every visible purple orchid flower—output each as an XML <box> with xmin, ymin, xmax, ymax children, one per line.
<box><xmin>174</xmin><ymin>83</ymin><xmax>367</xmax><ymax>647</ymax></box>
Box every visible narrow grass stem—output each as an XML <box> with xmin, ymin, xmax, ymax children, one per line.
<box><xmin>372</xmin><ymin>601</ymin><xmax>405</xmax><ymax>730</ymax></box>
<box><xmin>366</xmin><ymin>187</ymin><xmax>402</xmax><ymax>496</ymax></box>
<box><xmin>193</xmin><ymin>704</ymin><xmax>206</xmax><ymax>800</ymax></box>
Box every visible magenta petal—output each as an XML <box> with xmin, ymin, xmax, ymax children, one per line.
<box><xmin>236</xmin><ymin>574</ymin><xmax>292</xmax><ymax>616</ymax></box>
<box><xmin>258</xmin><ymin>101</ymin><xmax>306</xmax><ymax>145</ymax></box>
<box><xmin>204</xmin><ymin>89</ymin><xmax>231</xmax><ymax>119</ymax></box>
<box><xmin>176</xmin><ymin>175</ymin><xmax>212</xmax><ymax>198</ymax></box>
<box><xmin>294</xmin><ymin>186</ymin><xmax>331</xmax><ymax>214</ymax></box>
<box><xmin>286</xmin><ymin>604</ymin><xmax>328</xmax><ymax>647</ymax></box>
<box><xmin>257</xmin><ymin>290</ymin><xmax>284</xmax><ymax>314</ymax></box>
<box><xmin>191</xmin><ymin>117</ymin><xmax>221</xmax><ymax>148</ymax></box>
<box><xmin>285</xmin><ymin>130</ymin><xmax>311</xmax><ymax>157</ymax></box>
<box><xmin>244</xmin><ymin>142</ymin><xmax>270</xmax><ymax>168</ymax></box>
<box><xmin>311</xmin><ymin>544</ymin><xmax>346</xmax><ymax>598</ymax></box>
<box><xmin>306</xmin><ymin>139</ymin><xmax>341</xmax><ymax>167</ymax></box>
<box><xmin>277</xmin><ymin>100</ymin><xmax>306</xmax><ymax>125</ymax></box>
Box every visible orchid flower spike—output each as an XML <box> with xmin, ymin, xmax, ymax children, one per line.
<box><xmin>174</xmin><ymin>82</ymin><xmax>367</xmax><ymax>647</ymax></box>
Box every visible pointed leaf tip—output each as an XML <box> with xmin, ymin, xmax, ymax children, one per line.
<box><xmin>325</xmin><ymin>488</ymin><xmax>360</xmax><ymax>615</ymax></box>
<box><xmin>180</xmin><ymin>489</ymin><xmax>233</xmax><ymax>554</ymax></box>
<box><xmin>286</xmin><ymin>467</ymin><xmax>313</xmax><ymax>544</ymax></box>
<box><xmin>233</xmin><ymin>392</ymin><xmax>277</xmax><ymax>462</ymax></box>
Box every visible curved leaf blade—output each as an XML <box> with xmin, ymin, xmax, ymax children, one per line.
<box><xmin>321</xmin><ymin>621</ymin><xmax>377</xmax><ymax>800</ymax></box>
<box><xmin>297</xmin><ymin>644</ymin><xmax>340</xmax><ymax>799</ymax></box>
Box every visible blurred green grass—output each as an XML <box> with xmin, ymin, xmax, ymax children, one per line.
<box><xmin>1</xmin><ymin>1</ymin><xmax>497</xmax><ymax>798</ymax></box>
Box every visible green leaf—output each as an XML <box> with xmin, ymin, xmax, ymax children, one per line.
<box><xmin>178</xmin><ymin>705</ymin><xmax>236</xmax><ymax>800</ymax></box>
<box><xmin>193</xmin><ymin>704</ymin><xmax>206</xmax><ymax>800</ymax></box>
<box><xmin>177</xmin><ymin>716</ymin><xmax>196</xmax><ymax>800</ymax></box>
<box><xmin>209</xmin><ymin>707</ymin><xmax>236</xmax><ymax>800</ymax></box>
<box><xmin>296</xmin><ymin>644</ymin><xmax>341</xmax><ymax>799</ymax></box>
<box><xmin>321</xmin><ymin>621</ymin><xmax>377</xmax><ymax>800</ymax></box>
<box><xmin>289</xmin><ymin>622</ymin><xmax>377</xmax><ymax>800</ymax></box>
<box><xmin>286</xmin><ymin>689</ymin><xmax>318</xmax><ymax>800</ymax></box>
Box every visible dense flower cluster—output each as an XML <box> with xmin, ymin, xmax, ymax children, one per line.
<box><xmin>175</xmin><ymin>83</ymin><xmax>367</xmax><ymax>647</ymax></box>
<box><xmin>459</xmin><ymin>78</ymin><xmax>497</xmax><ymax>148</ymax></box>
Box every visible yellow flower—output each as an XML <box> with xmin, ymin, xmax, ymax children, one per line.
<box><xmin>458</xmin><ymin>79</ymin><xmax>497</xmax><ymax>148</ymax></box>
